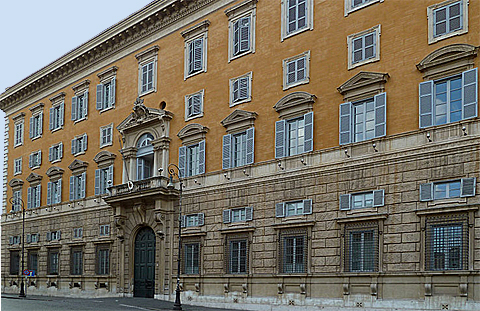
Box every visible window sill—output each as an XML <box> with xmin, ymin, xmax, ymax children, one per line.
<box><xmin>276</xmin><ymin>273</ymin><xmax>308</xmax><ymax>277</ymax></box>
<box><xmin>219</xmin><ymin>225</ymin><xmax>255</xmax><ymax>234</ymax></box>
<box><xmin>31</xmin><ymin>135</ymin><xmax>42</xmax><ymax>141</ymax></box>
<box><xmin>74</xmin><ymin>151</ymin><xmax>86</xmax><ymax>157</ymax></box>
<box><xmin>30</xmin><ymin>165</ymin><xmax>41</xmax><ymax>170</ymax></box>
<box><xmin>13</xmin><ymin>172</ymin><xmax>22</xmax><ymax>176</ymax></box>
<box><xmin>99</xmin><ymin>106</ymin><xmax>115</xmax><ymax>114</ymax></box>
<box><xmin>139</xmin><ymin>89</ymin><xmax>156</xmax><ymax>97</ymax></box>
<box><xmin>416</xmin><ymin>204</ymin><xmax>478</xmax><ymax>216</ymax></box>
<box><xmin>229</xmin><ymin>97</ymin><xmax>252</xmax><ymax>108</ymax></box>
<box><xmin>283</xmin><ymin>79</ymin><xmax>309</xmax><ymax>91</ymax></box>
<box><xmin>429</xmin><ymin>29</ymin><xmax>468</xmax><ymax>45</ymax></box>
<box><xmin>229</xmin><ymin>50</ymin><xmax>253</xmax><ymax>63</ymax></box>
<box><xmin>100</xmin><ymin>143</ymin><xmax>113</xmax><ymax>149</ymax></box>
<box><xmin>50</xmin><ymin>159</ymin><xmax>61</xmax><ymax>164</ymax></box>
<box><xmin>272</xmin><ymin>220</ymin><xmax>315</xmax><ymax>229</ymax></box>
<box><xmin>348</xmin><ymin>57</ymin><xmax>380</xmax><ymax>70</ymax></box>
<box><xmin>345</xmin><ymin>0</ymin><xmax>383</xmax><ymax>16</ymax></box>
<box><xmin>427</xmin><ymin>197</ymin><xmax>466</xmax><ymax>206</ymax></box>
<box><xmin>282</xmin><ymin>26</ymin><xmax>311</xmax><ymax>42</ymax></box>
<box><xmin>185</xmin><ymin>113</ymin><xmax>204</xmax><ymax>122</ymax></box>
<box><xmin>14</xmin><ymin>143</ymin><xmax>23</xmax><ymax>148</ymax></box>
<box><xmin>336</xmin><ymin>213</ymin><xmax>388</xmax><ymax>224</ymax></box>
<box><xmin>51</xmin><ymin>127</ymin><xmax>63</xmax><ymax>133</ymax></box>
<box><xmin>73</xmin><ymin>117</ymin><xmax>87</xmax><ymax>124</ymax></box>
<box><xmin>185</xmin><ymin>69</ymin><xmax>205</xmax><ymax>81</ymax></box>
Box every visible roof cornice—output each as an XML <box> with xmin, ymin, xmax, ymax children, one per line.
<box><xmin>0</xmin><ymin>0</ymin><xmax>219</xmax><ymax>112</ymax></box>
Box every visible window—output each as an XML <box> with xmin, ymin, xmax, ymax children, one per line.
<box><xmin>27</xmin><ymin>233</ymin><xmax>39</xmax><ymax>243</ymax></box>
<box><xmin>281</xmin><ymin>0</ymin><xmax>313</xmax><ymax>40</ymax></box>
<box><xmin>339</xmin><ymin>93</ymin><xmax>386</xmax><ymax>144</ymax></box>
<box><xmin>226</xmin><ymin>0</ymin><xmax>256</xmax><ymax>61</ymax></box>
<box><xmin>183</xmin><ymin>242</ymin><xmax>200</xmax><ymax>274</ymax></box>
<box><xmin>226</xmin><ymin>238</ymin><xmax>248</xmax><ymax>274</ymax></box>
<box><xmin>27</xmin><ymin>184</ymin><xmax>41</xmax><ymax>209</ymax></box>
<box><xmin>71</xmin><ymin>133</ymin><xmax>88</xmax><ymax>155</ymax></box>
<box><xmin>10</xmin><ymin>251</ymin><xmax>20</xmax><ymax>275</ymax></box>
<box><xmin>420</xmin><ymin>178</ymin><xmax>475</xmax><ymax>201</ymax></box>
<box><xmin>49</xmin><ymin>102</ymin><xmax>64</xmax><ymax>131</ymax></box>
<box><xmin>187</xmin><ymin>38</ymin><xmax>205</xmax><ymax>77</ymax></box>
<box><xmin>47</xmin><ymin>230</ymin><xmax>61</xmax><ymax>241</ymax></box>
<box><xmin>179</xmin><ymin>140</ymin><xmax>206</xmax><ymax>178</ymax></box>
<box><xmin>185</xmin><ymin>90</ymin><xmax>204</xmax><ymax>121</ymax></box>
<box><xmin>14</xmin><ymin>120</ymin><xmax>24</xmax><ymax>147</ymax></box>
<box><xmin>100</xmin><ymin>124</ymin><xmax>113</xmax><ymax>148</ymax></box>
<box><xmin>344</xmin><ymin>0</ymin><xmax>383</xmax><ymax>15</ymax></box>
<box><xmin>230</xmin><ymin>72</ymin><xmax>252</xmax><ymax>107</ymax></box>
<box><xmin>182</xmin><ymin>213</ymin><xmax>205</xmax><ymax>228</ymax></box>
<box><xmin>96</xmin><ymin>78</ymin><xmax>116</xmax><ymax>111</ymax></box>
<box><xmin>344</xmin><ymin>222</ymin><xmax>378</xmax><ymax>272</ymax></box>
<box><xmin>14</xmin><ymin>158</ymin><xmax>22</xmax><ymax>175</ymax></box>
<box><xmin>12</xmin><ymin>190</ymin><xmax>22</xmax><ymax>212</ymax></box>
<box><xmin>9</xmin><ymin>235</ymin><xmax>21</xmax><ymax>245</ymax></box>
<box><xmin>71</xmin><ymin>91</ymin><xmax>88</xmax><ymax>122</ymax></box>
<box><xmin>426</xmin><ymin>214</ymin><xmax>468</xmax><ymax>270</ymax></box>
<box><xmin>428</xmin><ymin>0</ymin><xmax>468</xmax><ymax>44</ymax></box>
<box><xmin>99</xmin><ymin>224</ymin><xmax>110</xmax><ymax>236</ymax></box>
<box><xmin>48</xmin><ymin>249</ymin><xmax>60</xmax><ymax>275</ymax></box>
<box><xmin>283</xmin><ymin>51</ymin><xmax>310</xmax><ymax>89</ymax></box>
<box><xmin>29</xmin><ymin>150</ymin><xmax>42</xmax><ymax>168</ymax></box>
<box><xmin>95</xmin><ymin>165</ymin><xmax>113</xmax><ymax>195</ymax></box>
<box><xmin>275</xmin><ymin>112</ymin><xmax>313</xmax><ymax>158</ymax></box>
<box><xmin>340</xmin><ymin>190</ymin><xmax>385</xmax><ymax>210</ymax></box>
<box><xmin>49</xmin><ymin>142</ymin><xmax>63</xmax><ymax>163</ymax></box>
<box><xmin>420</xmin><ymin>69</ymin><xmax>477</xmax><ymax>128</ymax></box>
<box><xmin>276</xmin><ymin>199</ymin><xmax>312</xmax><ymax>217</ymax></box>
<box><xmin>73</xmin><ymin>228</ymin><xmax>83</xmax><ymax>239</ymax></box>
<box><xmin>71</xmin><ymin>247</ymin><xmax>83</xmax><ymax>275</ymax></box>
<box><xmin>29</xmin><ymin>112</ymin><xmax>43</xmax><ymax>139</ymax></box>
<box><xmin>47</xmin><ymin>179</ymin><xmax>62</xmax><ymax>205</ymax></box>
<box><xmin>347</xmin><ymin>25</ymin><xmax>381</xmax><ymax>69</ymax></box>
<box><xmin>69</xmin><ymin>172</ymin><xmax>86</xmax><ymax>201</ymax></box>
<box><xmin>96</xmin><ymin>245</ymin><xmax>110</xmax><ymax>275</ymax></box>
<box><xmin>182</xmin><ymin>20</ymin><xmax>209</xmax><ymax>79</ymax></box>
<box><xmin>222</xmin><ymin>128</ymin><xmax>254</xmax><ymax>169</ymax></box>
<box><xmin>279</xmin><ymin>230</ymin><xmax>307</xmax><ymax>273</ymax></box>
<box><xmin>28</xmin><ymin>251</ymin><xmax>38</xmax><ymax>272</ymax></box>
<box><xmin>136</xmin><ymin>133</ymin><xmax>154</xmax><ymax>180</ymax></box>
<box><xmin>136</xmin><ymin>46</ymin><xmax>159</xmax><ymax>96</ymax></box>
<box><xmin>223</xmin><ymin>207</ymin><xmax>253</xmax><ymax>223</ymax></box>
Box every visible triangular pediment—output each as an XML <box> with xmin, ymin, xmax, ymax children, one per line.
<box><xmin>26</xmin><ymin>172</ymin><xmax>43</xmax><ymax>183</ymax></box>
<box><xmin>337</xmin><ymin>72</ymin><xmax>389</xmax><ymax>95</ymax></box>
<box><xmin>221</xmin><ymin>110</ymin><xmax>257</xmax><ymax>127</ymax></box>
<box><xmin>117</xmin><ymin>97</ymin><xmax>173</xmax><ymax>133</ymax></box>
<box><xmin>417</xmin><ymin>44</ymin><xmax>478</xmax><ymax>72</ymax></box>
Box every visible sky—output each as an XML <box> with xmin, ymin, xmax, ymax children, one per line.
<box><xmin>0</xmin><ymin>0</ymin><xmax>153</xmax><ymax>205</ymax></box>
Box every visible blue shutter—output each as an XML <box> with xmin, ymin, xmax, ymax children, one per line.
<box><xmin>29</xmin><ymin>116</ymin><xmax>33</xmax><ymax>138</ymax></box>
<box><xmin>223</xmin><ymin>209</ymin><xmax>231</xmax><ymax>223</ymax></box>
<box><xmin>29</xmin><ymin>154</ymin><xmax>33</xmax><ymax>168</ymax></box>
<box><xmin>82</xmin><ymin>133</ymin><xmax>88</xmax><ymax>151</ymax></box>
<box><xmin>245</xmin><ymin>206</ymin><xmax>253</xmax><ymax>221</ymax></box>
<box><xmin>49</xmin><ymin>107</ymin><xmax>54</xmax><ymax>130</ymax></box>
<box><xmin>222</xmin><ymin>134</ymin><xmax>232</xmax><ymax>169</ymax></box>
<box><xmin>178</xmin><ymin>146</ymin><xmax>186</xmax><ymax>178</ymax></box>
<box><xmin>49</xmin><ymin>146</ymin><xmax>53</xmax><ymax>162</ymax></box>
<box><xmin>188</xmin><ymin>41</ymin><xmax>195</xmax><ymax>74</ymax></box>
<box><xmin>59</xmin><ymin>143</ymin><xmax>63</xmax><ymax>159</ymax></box>
<box><xmin>275</xmin><ymin>120</ymin><xmax>286</xmax><ymax>158</ymax></box>
<box><xmin>461</xmin><ymin>177</ymin><xmax>476</xmax><ymax>197</ymax></box>
<box><xmin>198</xmin><ymin>140</ymin><xmax>206</xmax><ymax>175</ymax></box>
<box><xmin>373</xmin><ymin>189</ymin><xmax>384</xmax><ymax>207</ymax></box>
<box><xmin>194</xmin><ymin>38</ymin><xmax>203</xmax><ymax>71</ymax></box>
<box><xmin>36</xmin><ymin>185</ymin><xmax>41</xmax><ymax>208</ymax></box>
<box><xmin>110</xmin><ymin>78</ymin><xmax>116</xmax><ymax>106</ymax></box>
<box><xmin>38</xmin><ymin>151</ymin><xmax>42</xmax><ymax>166</ymax></box>
<box><xmin>275</xmin><ymin>202</ymin><xmax>285</xmax><ymax>218</ymax></box>
<box><xmin>96</xmin><ymin>84</ymin><xmax>104</xmax><ymax>110</ymax></box>
<box><xmin>46</xmin><ymin>232</ymin><xmax>51</xmax><ymax>242</ymax></box>
<box><xmin>47</xmin><ymin>182</ymin><xmax>52</xmax><ymax>206</ymax></box>
<box><xmin>71</xmin><ymin>96</ymin><xmax>77</xmax><ymax>120</ymax></box>
<box><xmin>303</xmin><ymin>199</ymin><xmax>312</xmax><ymax>214</ymax></box>
<box><xmin>239</xmin><ymin>16</ymin><xmax>250</xmax><ymax>52</ymax></box>
<box><xmin>420</xmin><ymin>183</ymin><xmax>433</xmax><ymax>201</ymax></box>
<box><xmin>71</xmin><ymin>139</ymin><xmax>76</xmax><ymax>155</ymax></box>
<box><xmin>80</xmin><ymin>172</ymin><xmax>86</xmax><ymax>199</ymax></box>
<box><xmin>374</xmin><ymin>93</ymin><xmax>386</xmax><ymax>138</ymax></box>
<box><xmin>232</xmin><ymin>79</ymin><xmax>239</xmax><ymax>103</ymax></box>
<box><xmin>339</xmin><ymin>102</ymin><xmax>352</xmax><ymax>145</ymax></box>
<box><xmin>83</xmin><ymin>91</ymin><xmax>89</xmax><ymax>119</ymax></box>
<box><xmin>136</xmin><ymin>158</ymin><xmax>143</xmax><ymax>181</ymax></box>
<box><xmin>192</xmin><ymin>94</ymin><xmax>201</xmax><ymax>115</ymax></box>
<box><xmin>198</xmin><ymin>213</ymin><xmax>205</xmax><ymax>226</ymax></box>
<box><xmin>462</xmin><ymin>68</ymin><xmax>478</xmax><ymax>120</ymax></box>
<box><xmin>304</xmin><ymin>112</ymin><xmax>314</xmax><ymax>152</ymax></box>
<box><xmin>27</xmin><ymin>187</ymin><xmax>32</xmax><ymax>209</ymax></box>
<box><xmin>95</xmin><ymin>169</ymin><xmax>101</xmax><ymax>196</ymax></box>
<box><xmin>233</xmin><ymin>20</ymin><xmax>240</xmax><ymax>55</ymax></box>
<box><xmin>38</xmin><ymin>113</ymin><xmax>43</xmax><ymax>135</ymax></box>
<box><xmin>419</xmin><ymin>81</ymin><xmax>434</xmax><ymax>128</ymax></box>
<box><xmin>339</xmin><ymin>194</ymin><xmax>351</xmax><ymax>210</ymax></box>
<box><xmin>70</xmin><ymin>176</ymin><xmax>75</xmax><ymax>200</ymax></box>
<box><xmin>181</xmin><ymin>215</ymin><xmax>186</xmax><ymax>228</ymax></box>
<box><xmin>60</xmin><ymin>102</ymin><xmax>65</xmax><ymax>126</ymax></box>
<box><xmin>108</xmin><ymin>165</ymin><xmax>114</xmax><ymax>189</ymax></box>
<box><xmin>57</xmin><ymin>178</ymin><xmax>62</xmax><ymax>203</ymax></box>
<box><xmin>246</xmin><ymin>127</ymin><xmax>255</xmax><ymax>165</ymax></box>
<box><xmin>239</xmin><ymin>77</ymin><xmax>249</xmax><ymax>100</ymax></box>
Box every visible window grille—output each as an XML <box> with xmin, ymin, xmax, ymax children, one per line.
<box><xmin>425</xmin><ymin>213</ymin><xmax>468</xmax><ymax>271</ymax></box>
<box><xmin>10</xmin><ymin>251</ymin><xmax>20</xmax><ymax>275</ymax></box>
<box><xmin>225</xmin><ymin>235</ymin><xmax>248</xmax><ymax>274</ymax></box>
<box><xmin>48</xmin><ymin>249</ymin><xmax>60</xmax><ymax>275</ymax></box>
<box><xmin>279</xmin><ymin>228</ymin><xmax>308</xmax><ymax>273</ymax></box>
<box><xmin>182</xmin><ymin>241</ymin><xmax>200</xmax><ymax>274</ymax></box>
<box><xmin>344</xmin><ymin>221</ymin><xmax>378</xmax><ymax>272</ymax></box>
<box><xmin>71</xmin><ymin>247</ymin><xmax>83</xmax><ymax>275</ymax></box>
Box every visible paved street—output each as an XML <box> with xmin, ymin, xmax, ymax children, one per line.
<box><xmin>0</xmin><ymin>295</ymin><xmax>240</xmax><ymax>311</ymax></box>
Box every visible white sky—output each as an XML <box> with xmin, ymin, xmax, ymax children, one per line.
<box><xmin>0</xmin><ymin>0</ymin><xmax>153</xmax><ymax>203</ymax></box>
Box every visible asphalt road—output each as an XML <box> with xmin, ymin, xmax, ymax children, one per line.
<box><xmin>0</xmin><ymin>295</ymin><xmax>240</xmax><ymax>311</ymax></box>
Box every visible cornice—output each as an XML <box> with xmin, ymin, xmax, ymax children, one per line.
<box><xmin>0</xmin><ymin>0</ymin><xmax>221</xmax><ymax>112</ymax></box>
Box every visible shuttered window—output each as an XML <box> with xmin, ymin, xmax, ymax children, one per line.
<box><xmin>233</xmin><ymin>16</ymin><xmax>251</xmax><ymax>57</ymax></box>
<box><xmin>48</xmin><ymin>249</ymin><xmax>60</xmax><ymax>275</ymax></box>
<box><xmin>96</xmin><ymin>78</ymin><xmax>116</xmax><ymax>111</ymax></box>
<box><xmin>179</xmin><ymin>141</ymin><xmax>205</xmax><ymax>178</ymax></box>
<box><xmin>287</xmin><ymin>0</ymin><xmax>307</xmax><ymax>34</ymax></box>
<box><xmin>47</xmin><ymin>179</ymin><xmax>62</xmax><ymax>205</ymax></box>
<box><xmin>12</xmin><ymin>190</ymin><xmax>22</xmax><ymax>212</ymax></box>
<box><xmin>29</xmin><ymin>113</ymin><xmax>43</xmax><ymax>139</ymax></box>
<box><xmin>182</xmin><ymin>213</ymin><xmax>205</xmax><ymax>228</ymax></box>
<box><xmin>99</xmin><ymin>224</ymin><xmax>110</xmax><ymax>236</ymax></box>
<box><xmin>186</xmin><ymin>92</ymin><xmax>203</xmax><ymax>120</ymax></box>
<box><xmin>71</xmin><ymin>91</ymin><xmax>88</xmax><ymax>121</ymax></box>
<box><xmin>352</xmin><ymin>32</ymin><xmax>376</xmax><ymax>64</ymax></box>
<box><xmin>339</xmin><ymin>190</ymin><xmax>384</xmax><ymax>210</ymax></box>
<box><xmin>230</xmin><ymin>73</ymin><xmax>251</xmax><ymax>106</ymax></box>
<box><xmin>223</xmin><ymin>207</ymin><xmax>253</xmax><ymax>224</ymax></box>
<box><xmin>29</xmin><ymin>150</ymin><xmax>42</xmax><ymax>168</ymax></box>
<box><xmin>96</xmin><ymin>245</ymin><xmax>110</xmax><ymax>275</ymax></box>
<box><xmin>69</xmin><ymin>173</ymin><xmax>86</xmax><ymax>201</ymax></box>
<box><xmin>27</xmin><ymin>184</ymin><xmax>42</xmax><ymax>209</ymax></box>
<box><xmin>276</xmin><ymin>199</ymin><xmax>312</xmax><ymax>218</ymax></box>
<box><xmin>420</xmin><ymin>178</ymin><xmax>476</xmax><ymax>201</ymax></box>
<box><xmin>275</xmin><ymin>112</ymin><xmax>313</xmax><ymax>158</ymax></box>
<box><xmin>49</xmin><ymin>142</ymin><xmax>63</xmax><ymax>163</ymax></box>
<box><xmin>71</xmin><ymin>134</ymin><xmax>88</xmax><ymax>155</ymax></box>
<box><xmin>188</xmin><ymin>38</ymin><xmax>204</xmax><ymax>75</ymax></box>
<box><xmin>95</xmin><ymin>165</ymin><xmax>113</xmax><ymax>196</ymax></box>
<box><xmin>222</xmin><ymin>128</ymin><xmax>254</xmax><ymax>169</ymax></box>
<box><xmin>49</xmin><ymin>102</ymin><xmax>64</xmax><ymax>131</ymax></box>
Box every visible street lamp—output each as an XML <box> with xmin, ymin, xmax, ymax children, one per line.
<box><xmin>167</xmin><ymin>163</ymin><xmax>183</xmax><ymax>311</ymax></box>
<box><xmin>9</xmin><ymin>196</ymin><xmax>26</xmax><ymax>298</ymax></box>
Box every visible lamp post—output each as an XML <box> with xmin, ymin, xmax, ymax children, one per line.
<box><xmin>9</xmin><ymin>197</ymin><xmax>26</xmax><ymax>298</ymax></box>
<box><xmin>167</xmin><ymin>163</ymin><xmax>183</xmax><ymax>311</ymax></box>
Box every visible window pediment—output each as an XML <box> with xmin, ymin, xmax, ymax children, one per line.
<box><xmin>72</xmin><ymin>80</ymin><xmax>90</xmax><ymax>94</ymax></box>
<box><xmin>68</xmin><ymin>159</ymin><xmax>88</xmax><ymax>174</ymax></box>
<box><xmin>9</xmin><ymin>178</ymin><xmax>24</xmax><ymax>189</ymax></box>
<box><xmin>416</xmin><ymin>44</ymin><xmax>478</xmax><ymax>80</ymax></box>
<box><xmin>29</xmin><ymin>102</ymin><xmax>44</xmax><ymax>114</ymax></box>
<box><xmin>97</xmin><ymin>66</ymin><xmax>118</xmax><ymax>81</ymax></box>
<box><xmin>178</xmin><ymin>123</ymin><xmax>209</xmax><ymax>145</ymax></box>
<box><xmin>49</xmin><ymin>92</ymin><xmax>66</xmax><ymax>105</ymax></box>
<box><xmin>273</xmin><ymin>91</ymin><xmax>316</xmax><ymax>119</ymax></box>
<box><xmin>181</xmin><ymin>20</ymin><xmax>210</xmax><ymax>40</ymax></box>
<box><xmin>94</xmin><ymin>151</ymin><xmax>117</xmax><ymax>168</ymax></box>
<box><xmin>221</xmin><ymin>109</ymin><xmax>257</xmax><ymax>134</ymax></box>
<box><xmin>46</xmin><ymin>166</ymin><xmax>64</xmax><ymax>180</ymax></box>
<box><xmin>26</xmin><ymin>172</ymin><xmax>43</xmax><ymax>184</ymax></box>
<box><xmin>13</xmin><ymin>112</ymin><xmax>25</xmax><ymax>121</ymax></box>
<box><xmin>225</xmin><ymin>0</ymin><xmax>257</xmax><ymax>19</ymax></box>
<box><xmin>135</xmin><ymin>45</ymin><xmax>159</xmax><ymax>63</ymax></box>
<box><xmin>337</xmin><ymin>71</ymin><xmax>389</xmax><ymax>102</ymax></box>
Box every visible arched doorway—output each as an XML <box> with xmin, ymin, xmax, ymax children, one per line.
<box><xmin>134</xmin><ymin>227</ymin><xmax>156</xmax><ymax>298</ymax></box>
